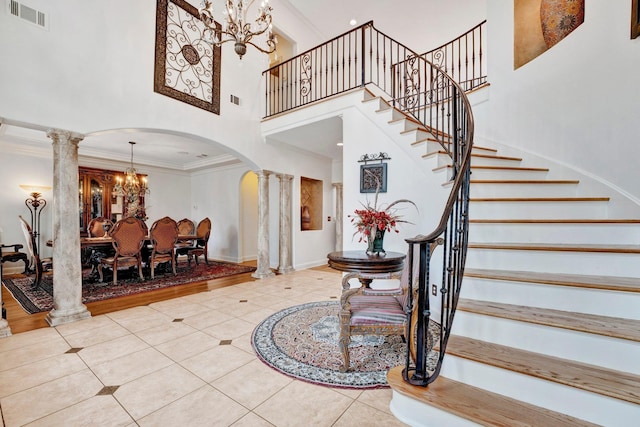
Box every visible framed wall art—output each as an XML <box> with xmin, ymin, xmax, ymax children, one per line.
<box><xmin>359</xmin><ymin>152</ymin><xmax>390</xmax><ymax>193</ymax></box>
<box><xmin>154</xmin><ymin>0</ymin><xmax>221</xmax><ymax>114</ymax></box>
<box><xmin>632</xmin><ymin>0</ymin><xmax>640</xmax><ymax>39</ymax></box>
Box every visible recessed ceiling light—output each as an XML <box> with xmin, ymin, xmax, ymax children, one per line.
<box><xmin>349</xmin><ymin>19</ymin><xmax>357</xmax><ymax>26</ymax></box>
<box><xmin>337</xmin><ymin>142</ymin><xmax>344</xmax><ymax>146</ymax></box>
<box><xmin>177</xmin><ymin>151</ymin><xmax>189</xmax><ymax>155</ymax></box>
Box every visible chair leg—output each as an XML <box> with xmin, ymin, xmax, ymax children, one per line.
<box><xmin>138</xmin><ymin>260</ymin><xmax>144</xmax><ymax>281</ymax></box>
<box><xmin>339</xmin><ymin>310</ymin><xmax>351</xmax><ymax>372</ymax></box>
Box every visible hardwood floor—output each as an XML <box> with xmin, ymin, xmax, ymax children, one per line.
<box><xmin>2</xmin><ymin>261</ymin><xmax>258</xmax><ymax>335</ymax></box>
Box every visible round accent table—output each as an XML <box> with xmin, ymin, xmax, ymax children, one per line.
<box><xmin>327</xmin><ymin>250</ymin><xmax>406</xmax><ymax>287</ymax></box>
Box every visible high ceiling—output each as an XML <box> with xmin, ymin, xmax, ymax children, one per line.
<box><xmin>1</xmin><ymin>1</ymin><xmax>484</xmax><ymax>171</ymax></box>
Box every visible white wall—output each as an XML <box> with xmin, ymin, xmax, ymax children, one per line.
<box><xmin>240</xmin><ymin>171</ymin><xmax>258</xmax><ymax>262</ymax></box>
<box><xmin>481</xmin><ymin>0</ymin><xmax>640</xmax><ymax>204</ymax></box>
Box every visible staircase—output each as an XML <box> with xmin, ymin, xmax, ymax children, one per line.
<box><xmin>367</xmin><ymin>90</ymin><xmax>640</xmax><ymax>426</ymax></box>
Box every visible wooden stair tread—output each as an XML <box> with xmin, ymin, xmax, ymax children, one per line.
<box><xmin>469</xmin><ymin>218</ymin><xmax>640</xmax><ymax>224</ymax></box>
<box><xmin>444</xmin><ymin>335</ymin><xmax>640</xmax><ymax>406</ymax></box>
<box><xmin>425</xmin><ymin>151</ymin><xmax>522</xmax><ymax>161</ymax></box>
<box><xmin>434</xmin><ymin>165</ymin><xmax>549</xmax><ymax>172</ymax></box>
<box><xmin>469</xmin><ymin>179</ymin><xmax>579</xmax><ymax>184</ymax></box>
<box><xmin>468</xmin><ymin>242</ymin><xmax>640</xmax><ymax>253</ymax></box>
<box><xmin>464</xmin><ymin>268</ymin><xmax>640</xmax><ymax>293</ymax></box>
<box><xmin>470</xmin><ymin>197</ymin><xmax>610</xmax><ymax>202</ymax></box>
<box><xmin>387</xmin><ymin>367</ymin><xmax>599</xmax><ymax>427</ymax></box>
<box><xmin>457</xmin><ymin>298</ymin><xmax>640</xmax><ymax>342</ymax></box>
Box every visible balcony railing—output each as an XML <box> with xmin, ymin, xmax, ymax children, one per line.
<box><xmin>263</xmin><ymin>21</ymin><xmax>474</xmax><ymax>387</ymax></box>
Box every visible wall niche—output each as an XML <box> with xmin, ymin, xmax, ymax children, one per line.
<box><xmin>300</xmin><ymin>177</ymin><xmax>323</xmax><ymax>231</ymax></box>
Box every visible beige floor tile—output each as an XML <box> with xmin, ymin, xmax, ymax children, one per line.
<box><xmin>216</xmin><ymin>301</ymin><xmax>268</xmax><ymax>318</ymax></box>
<box><xmin>0</xmin><ymin>353</ymin><xmax>87</xmax><ymax>398</ymax></box>
<box><xmin>90</xmin><ymin>347</ymin><xmax>174</xmax><ymax>386</ymax></box>
<box><xmin>212</xmin><ymin>359</ymin><xmax>293</xmax><ymax>409</ymax></box>
<box><xmin>105</xmin><ymin>305</ymin><xmax>161</xmax><ymax>322</ymax></box>
<box><xmin>0</xmin><ymin>327</ymin><xmax>61</xmax><ymax>353</ymax></box>
<box><xmin>61</xmin><ymin>322</ymin><xmax>132</xmax><ymax>348</ymax></box>
<box><xmin>148</xmin><ymin>299</ymin><xmax>211</xmax><ymax>319</ymax></box>
<box><xmin>333</xmin><ymin>400</ymin><xmax>408</xmax><ymax>426</ymax></box>
<box><xmin>202</xmin><ymin>317</ymin><xmax>255</xmax><ymax>340</ymax></box>
<box><xmin>54</xmin><ymin>314</ymin><xmax>116</xmax><ymax>335</ymax></box>
<box><xmin>154</xmin><ymin>330</ymin><xmax>220</xmax><ymax>361</ymax></box>
<box><xmin>200</xmin><ymin>295</ymin><xmax>248</xmax><ymax>310</ymax></box>
<box><xmin>247</xmin><ymin>293</ymin><xmax>288</xmax><ymax>308</ymax></box>
<box><xmin>27</xmin><ymin>395</ymin><xmax>134</xmax><ymax>427</ymax></box>
<box><xmin>134</xmin><ymin>320</ymin><xmax>197</xmax><ymax>346</ymax></box>
<box><xmin>231</xmin><ymin>332</ymin><xmax>256</xmax><ymax>354</ymax></box>
<box><xmin>357</xmin><ymin>388</ymin><xmax>395</xmax><ymax>415</ymax></box>
<box><xmin>331</xmin><ymin>387</ymin><xmax>364</xmax><ymax>400</ymax></box>
<box><xmin>0</xmin><ymin>335</ymin><xmax>70</xmax><ymax>371</ymax></box>
<box><xmin>1</xmin><ymin>369</ymin><xmax>103</xmax><ymax>426</ymax></box>
<box><xmin>78</xmin><ymin>334</ymin><xmax>149</xmax><ymax>367</ymax></box>
<box><xmin>114</xmin><ymin>364</ymin><xmax>206</xmax><ymax>420</ymax></box>
<box><xmin>237</xmin><ymin>306</ymin><xmax>276</xmax><ymax>325</ymax></box>
<box><xmin>180</xmin><ymin>344</ymin><xmax>255</xmax><ymax>382</ymax></box>
<box><xmin>253</xmin><ymin>381</ymin><xmax>353</xmax><ymax>427</ymax></box>
<box><xmin>181</xmin><ymin>308</ymin><xmax>235</xmax><ymax>330</ymax></box>
<box><xmin>109</xmin><ymin>310</ymin><xmax>173</xmax><ymax>333</ymax></box>
<box><xmin>231</xmin><ymin>412</ymin><xmax>275</xmax><ymax>427</ymax></box>
<box><xmin>138</xmin><ymin>385</ymin><xmax>248</xmax><ymax>427</ymax></box>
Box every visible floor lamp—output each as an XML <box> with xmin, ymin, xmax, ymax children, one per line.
<box><xmin>19</xmin><ymin>184</ymin><xmax>52</xmax><ymax>252</ymax></box>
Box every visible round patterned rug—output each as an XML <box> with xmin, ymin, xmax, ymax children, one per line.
<box><xmin>252</xmin><ymin>300</ymin><xmax>408</xmax><ymax>389</ymax></box>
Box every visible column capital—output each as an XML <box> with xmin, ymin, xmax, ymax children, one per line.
<box><xmin>332</xmin><ymin>182</ymin><xmax>343</xmax><ymax>189</ymax></box>
<box><xmin>46</xmin><ymin>128</ymin><xmax>84</xmax><ymax>144</ymax></box>
<box><xmin>276</xmin><ymin>173</ymin><xmax>294</xmax><ymax>182</ymax></box>
<box><xmin>255</xmin><ymin>169</ymin><xmax>272</xmax><ymax>178</ymax></box>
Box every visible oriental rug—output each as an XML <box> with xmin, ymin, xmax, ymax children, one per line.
<box><xmin>251</xmin><ymin>300</ymin><xmax>440</xmax><ymax>389</ymax></box>
<box><xmin>2</xmin><ymin>261</ymin><xmax>255</xmax><ymax>314</ymax></box>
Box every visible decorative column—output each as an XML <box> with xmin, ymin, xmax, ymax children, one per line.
<box><xmin>252</xmin><ymin>170</ymin><xmax>275</xmax><ymax>279</ymax></box>
<box><xmin>276</xmin><ymin>173</ymin><xmax>294</xmax><ymax>274</ymax></box>
<box><xmin>333</xmin><ymin>183</ymin><xmax>344</xmax><ymax>252</ymax></box>
<box><xmin>45</xmin><ymin>129</ymin><xmax>91</xmax><ymax>326</ymax></box>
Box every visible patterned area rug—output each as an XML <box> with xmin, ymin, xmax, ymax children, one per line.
<box><xmin>2</xmin><ymin>261</ymin><xmax>255</xmax><ymax>314</ymax></box>
<box><xmin>252</xmin><ymin>300</ymin><xmax>439</xmax><ymax>389</ymax></box>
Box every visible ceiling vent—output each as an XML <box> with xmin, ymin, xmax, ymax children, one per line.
<box><xmin>7</xmin><ymin>0</ymin><xmax>48</xmax><ymax>30</ymax></box>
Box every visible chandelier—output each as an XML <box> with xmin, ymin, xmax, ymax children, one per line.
<box><xmin>199</xmin><ymin>0</ymin><xmax>277</xmax><ymax>59</ymax></box>
<box><xmin>113</xmin><ymin>141</ymin><xmax>149</xmax><ymax>219</ymax></box>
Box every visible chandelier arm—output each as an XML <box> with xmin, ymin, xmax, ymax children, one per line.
<box><xmin>245</xmin><ymin>39</ymin><xmax>276</xmax><ymax>54</ymax></box>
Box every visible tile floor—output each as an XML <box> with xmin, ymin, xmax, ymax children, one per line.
<box><xmin>0</xmin><ymin>269</ymin><xmax>407</xmax><ymax>426</ymax></box>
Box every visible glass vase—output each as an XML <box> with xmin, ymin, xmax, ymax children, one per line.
<box><xmin>366</xmin><ymin>227</ymin><xmax>386</xmax><ymax>256</ymax></box>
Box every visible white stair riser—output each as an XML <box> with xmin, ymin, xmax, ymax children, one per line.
<box><xmin>467</xmin><ymin>168</ymin><xmax>549</xmax><ymax>180</ymax></box>
<box><xmin>433</xmin><ymin>153</ymin><xmax>522</xmax><ymax>168</ymax></box>
<box><xmin>468</xmin><ymin>223</ymin><xmax>640</xmax><ymax>244</ymax></box>
<box><xmin>388</xmin><ymin>119</ymin><xmax>421</xmax><ymax>132</ymax></box>
<box><xmin>465</xmin><ymin>249</ymin><xmax>640</xmax><ymax>277</ymax></box>
<box><xmin>422</xmin><ymin>140</ymin><xmax>493</xmax><ymax>156</ymax></box>
<box><xmin>461</xmin><ymin>277</ymin><xmax>640</xmax><ymax>320</ymax></box>
<box><xmin>469</xmin><ymin>200</ymin><xmax>608</xmax><ymax>219</ymax></box>
<box><xmin>390</xmin><ymin>392</ymin><xmax>480</xmax><ymax>427</ymax></box>
<box><xmin>441</xmin><ymin>356</ymin><xmax>639</xmax><ymax>427</ymax></box>
<box><xmin>470</xmin><ymin>183</ymin><xmax>578</xmax><ymax>198</ymax></box>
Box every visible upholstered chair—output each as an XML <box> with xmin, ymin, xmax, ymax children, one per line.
<box><xmin>98</xmin><ymin>217</ymin><xmax>147</xmax><ymax>285</ymax></box>
<box><xmin>338</xmin><ymin>261</ymin><xmax>412</xmax><ymax>372</ymax></box>
<box><xmin>187</xmin><ymin>218</ymin><xmax>211</xmax><ymax>266</ymax></box>
<box><xmin>87</xmin><ymin>216</ymin><xmax>114</xmax><ymax>237</ymax></box>
<box><xmin>174</xmin><ymin>218</ymin><xmax>196</xmax><ymax>262</ymax></box>
<box><xmin>149</xmin><ymin>216</ymin><xmax>179</xmax><ymax>279</ymax></box>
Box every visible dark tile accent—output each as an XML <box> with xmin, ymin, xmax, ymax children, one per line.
<box><xmin>96</xmin><ymin>385</ymin><xmax>119</xmax><ymax>396</ymax></box>
<box><xmin>65</xmin><ymin>348</ymin><xmax>83</xmax><ymax>353</ymax></box>
<box><xmin>284</xmin><ymin>287</ymin><xmax>292</xmax><ymax>290</ymax></box>
<box><xmin>239</xmin><ymin>299</ymin><xmax>248</xmax><ymax>303</ymax></box>
<box><xmin>173</xmin><ymin>318</ymin><xmax>184</xmax><ymax>322</ymax></box>
<box><xmin>219</xmin><ymin>339</ymin><xmax>232</xmax><ymax>345</ymax></box>
<box><xmin>330</xmin><ymin>296</ymin><xmax>338</xmax><ymax>299</ymax></box>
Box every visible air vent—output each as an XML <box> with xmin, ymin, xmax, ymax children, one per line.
<box><xmin>230</xmin><ymin>94</ymin><xmax>240</xmax><ymax>105</ymax></box>
<box><xmin>7</xmin><ymin>0</ymin><xmax>48</xmax><ymax>30</ymax></box>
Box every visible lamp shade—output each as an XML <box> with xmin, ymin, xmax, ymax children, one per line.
<box><xmin>19</xmin><ymin>184</ymin><xmax>52</xmax><ymax>196</ymax></box>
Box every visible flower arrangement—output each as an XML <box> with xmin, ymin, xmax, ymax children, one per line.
<box><xmin>348</xmin><ymin>171</ymin><xmax>417</xmax><ymax>248</ymax></box>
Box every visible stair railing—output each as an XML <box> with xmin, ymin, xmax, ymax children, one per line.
<box><xmin>263</xmin><ymin>21</ymin><xmax>474</xmax><ymax>387</ymax></box>
<box><xmin>420</xmin><ymin>20</ymin><xmax>487</xmax><ymax>93</ymax></box>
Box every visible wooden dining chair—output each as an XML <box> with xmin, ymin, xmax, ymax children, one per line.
<box><xmin>87</xmin><ymin>216</ymin><xmax>114</xmax><ymax>237</ymax></box>
<box><xmin>174</xmin><ymin>218</ymin><xmax>195</xmax><ymax>262</ymax></box>
<box><xmin>98</xmin><ymin>217</ymin><xmax>147</xmax><ymax>285</ymax></box>
<box><xmin>149</xmin><ymin>216</ymin><xmax>179</xmax><ymax>279</ymax></box>
<box><xmin>187</xmin><ymin>217</ymin><xmax>211</xmax><ymax>266</ymax></box>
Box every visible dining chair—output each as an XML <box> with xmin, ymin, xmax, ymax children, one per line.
<box><xmin>187</xmin><ymin>217</ymin><xmax>211</xmax><ymax>266</ymax></box>
<box><xmin>18</xmin><ymin>215</ymin><xmax>51</xmax><ymax>290</ymax></box>
<box><xmin>148</xmin><ymin>216</ymin><xmax>179</xmax><ymax>279</ymax></box>
<box><xmin>98</xmin><ymin>217</ymin><xmax>147</xmax><ymax>285</ymax></box>
<box><xmin>174</xmin><ymin>218</ymin><xmax>195</xmax><ymax>262</ymax></box>
<box><xmin>87</xmin><ymin>216</ymin><xmax>114</xmax><ymax>237</ymax></box>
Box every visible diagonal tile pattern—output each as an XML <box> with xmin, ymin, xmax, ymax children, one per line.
<box><xmin>0</xmin><ymin>269</ymin><xmax>408</xmax><ymax>426</ymax></box>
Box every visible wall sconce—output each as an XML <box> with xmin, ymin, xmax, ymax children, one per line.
<box><xmin>19</xmin><ymin>184</ymin><xmax>52</xmax><ymax>250</ymax></box>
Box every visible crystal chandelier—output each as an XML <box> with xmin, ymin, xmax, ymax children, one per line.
<box><xmin>199</xmin><ymin>0</ymin><xmax>277</xmax><ymax>59</ymax></box>
<box><xmin>113</xmin><ymin>141</ymin><xmax>149</xmax><ymax>219</ymax></box>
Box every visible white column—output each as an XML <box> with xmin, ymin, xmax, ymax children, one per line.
<box><xmin>252</xmin><ymin>170</ymin><xmax>275</xmax><ymax>279</ymax></box>
<box><xmin>45</xmin><ymin>129</ymin><xmax>91</xmax><ymax>326</ymax></box>
<box><xmin>333</xmin><ymin>182</ymin><xmax>344</xmax><ymax>252</ymax></box>
<box><xmin>277</xmin><ymin>173</ymin><xmax>294</xmax><ymax>274</ymax></box>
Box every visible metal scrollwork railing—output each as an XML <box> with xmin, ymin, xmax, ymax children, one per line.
<box><xmin>263</xmin><ymin>21</ymin><xmax>475</xmax><ymax>387</ymax></box>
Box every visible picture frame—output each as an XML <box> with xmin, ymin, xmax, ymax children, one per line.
<box><xmin>632</xmin><ymin>0</ymin><xmax>640</xmax><ymax>39</ymax></box>
<box><xmin>154</xmin><ymin>0</ymin><xmax>221</xmax><ymax>114</ymax></box>
<box><xmin>360</xmin><ymin>163</ymin><xmax>387</xmax><ymax>193</ymax></box>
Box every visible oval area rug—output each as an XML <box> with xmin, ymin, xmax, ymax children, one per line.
<box><xmin>252</xmin><ymin>300</ymin><xmax>407</xmax><ymax>389</ymax></box>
